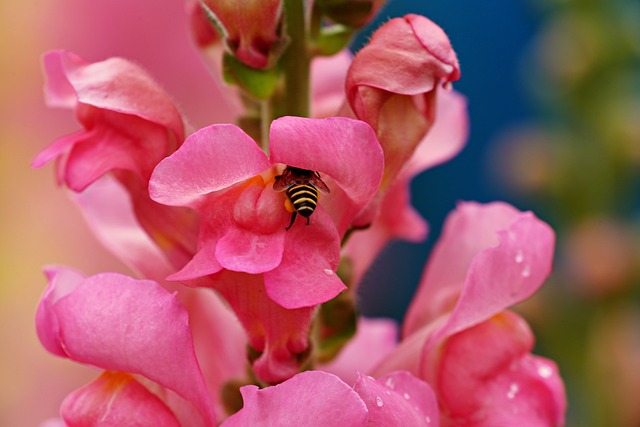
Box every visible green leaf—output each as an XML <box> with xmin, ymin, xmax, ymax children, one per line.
<box><xmin>223</xmin><ymin>53</ymin><xmax>280</xmax><ymax>100</ymax></box>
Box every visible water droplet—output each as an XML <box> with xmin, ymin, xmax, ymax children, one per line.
<box><xmin>538</xmin><ymin>365</ymin><xmax>553</xmax><ymax>378</ymax></box>
<box><xmin>515</xmin><ymin>250</ymin><xmax>524</xmax><ymax>263</ymax></box>
<box><xmin>385</xmin><ymin>377</ymin><xmax>395</xmax><ymax>389</ymax></box>
<box><xmin>403</xmin><ymin>392</ymin><xmax>411</xmax><ymax>400</ymax></box>
<box><xmin>385</xmin><ymin>390</ymin><xmax>391</xmax><ymax>396</ymax></box>
<box><xmin>425</xmin><ymin>416</ymin><xmax>431</xmax><ymax>424</ymax></box>
<box><xmin>522</xmin><ymin>265</ymin><xmax>531</xmax><ymax>278</ymax></box>
<box><xmin>323</xmin><ymin>269</ymin><xmax>334</xmax><ymax>276</ymax></box>
<box><xmin>376</xmin><ymin>396</ymin><xmax>384</xmax><ymax>407</ymax></box>
<box><xmin>507</xmin><ymin>383</ymin><xmax>519</xmax><ymax>400</ymax></box>
<box><xmin>256</xmin><ymin>242</ymin><xmax>266</xmax><ymax>249</ymax></box>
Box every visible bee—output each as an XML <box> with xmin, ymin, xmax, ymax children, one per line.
<box><xmin>273</xmin><ymin>166</ymin><xmax>330</xmax><ymax>230</ymax></box>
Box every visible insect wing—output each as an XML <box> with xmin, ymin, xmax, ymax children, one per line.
<box><xmin>311</xmin><ymin>173</ymin><xmax>330</xmax><ymax>194</ymax></box>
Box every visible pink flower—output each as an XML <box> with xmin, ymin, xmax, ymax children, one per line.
<box><xmin>36</xmin><ymin>267</ymin><xmax>217</xmax><ymax>426</ymax></box>
<box><xmin>346</xmin><ymin>14</ymin><xmax>460</xmax><ymax>190</ymax></box>
<box><xmin>344</xmin><ymin>89</ymin><xmax>469</xmax><ymax>285</ymax></box>
<box><xmin>149</xmin><ymin>115</ymin><xmax>383</xmax><ymax>382</ymax></box>
<box><xmin>200</xmin><ymin>0</ymin><xmax>285</xmax><ymax>69</ymax></box>
<box><xmin>371</xmin><ymin>202</ymin><xmax>566</xmax><ymax>426</ymax></box>
<box><xmin>33</xmin><ymin>50</ymin><xmax>200</xmax><ymax>271</ymax></box>
<box><xmin>223</xmin><ymin>370</ymin><xmax>439</xmax><ymax>426</ymax></box>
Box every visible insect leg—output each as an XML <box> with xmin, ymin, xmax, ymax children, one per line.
<box><xmin>285</xmin><ymin>211</ymin><xmax>298</xmax><ymax>230</ymax></box>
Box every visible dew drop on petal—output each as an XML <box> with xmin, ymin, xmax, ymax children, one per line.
<box><xmin>376</xmin><ymin>396</ymin><xmax>384</xmax><ymax>407</ymax></box>
<box><xmin>515</xmin><ymin>249</ymin><xmax>524</xmax><ymax>263</ymax></box>
<box><xmin>256</xmin><ymin>242</ymin><xmax>266</xmax><ymax>249</ymax></box>
<box><xmin>538</xmin><ymin>365</ymin><xmax>553</xmax><ymax>378</ymax></box>
<box><xmin>323</xmin><ymin>269</ymin><xmax>334</xmax><ymax>276</ymax></box>
<box><xmin>403</xmin><ymin>392</ymin><xmax>410</xmax><ymax>400</ymax></box>
<box><xmin>385</xmin><ymin>390</ymin><xmax>391</xmax><ymax>396</ymax></box>
<box><xmin>507</xmin><ymin>383</ymin><xmax>519</xmax><ymax>400</ymax></box>
<box><xmin>522</xmin><ymin>265</ymin><xmax>531</xmax><ymax>278</ymax></box>
<box><xmin>385</xmin><ymin>377</ymin><xmax>395</xmax><ymax>389</ymax></box>
<box><xmin>425</xmin><ymin>416</ymin><xmax>431</xmax><ymax>424</ymax></box>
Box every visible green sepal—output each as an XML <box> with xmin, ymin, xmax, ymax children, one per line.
<box><xmin>223</xmin><ymin>52</ymin><xmax>280</xmax><ymax>100</ymax></box>
<box><xmin>314</xmin><ymin>24</ymin><xmax>355</xmax><ymax>56</ymax></box>
<box><xmin>313</xmin><ymin>291</ymin><xmax>357</xmax><ymax>364</ymax></box>
<box><xmin>316</xmin><ymin>0</ymin><xmax>374</xmax><ymax>28</ymax></box>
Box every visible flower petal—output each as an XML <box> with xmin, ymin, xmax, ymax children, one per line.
<box><xmin>150</xmin><ymin>124</ymin><xmax>271</xmax><ymax>206</ymax></box>
<box><xmin>264</xmin><ymin>208</ymin><xmax>345</xmax><ymax>309</ymax></box>
<box><xmin>36</xmin><ymin>269</ymin><xmax>215</xmax><ymax>425</ymax></box>
<box><xmin>269</xmin><ymin>116</ymin><xmax>383</xmax><ymax>233</ymax></box>
<box><xmin>321</xmin><ymin>317</ymin><xmax>399</xmax><ymax>385</ymax></box>
<box><xmin>404</xmin><ymin>201</ymin><xmax>555</xmax><ymax>338</ymax></box>
<box><xmin>222</xmin><ymin>371</ymin><xmax>368</xmax><ymax>426</ymax></box>
<box><xmin>60</xmin><ymin>372</ymin><xmax>180</xmax><ymax>427</ymax></box>
<box><xmin>353</xmin><ymin>372</ymin><xmax>439</xmax><ymax>427</ymax></box>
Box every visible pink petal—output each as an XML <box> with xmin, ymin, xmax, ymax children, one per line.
<box><xmin>213</xmin><ymin>271</ymin><xmax>315</xmax><ymax>384</ymax></box>
<box><xmin>60</xmin><ymin>372</ymin><xmax>180</xmax><ymax>427</ymax></box>
<box><xmin>150</xmin><ymin>124</ymin><xmax>271</xmax><ymax>206</ymax></box>
<box><xmin>72</xmin><ymin>176</ymin><xmax>174</xmax><ymax>281</ymax></box>
<box><xmin>269</xmin><ymin>116</ymin><xmax>384</xmax><ymax>233</ymax></box>
<box><xmin>264</xmin><ymin>208</ymin><xmax>345</xmax><ymax>309</ymax></box>
<box><xmin>321</xmin><ymin>317</ymin><xmax>399</xmax><ymax>385</ymax></box>
<box><xmin>43</xmin><ymin>50</ymin><xmax>184</xmax><ymax>141</ymax></box>
<box><xmin>431</xmin><ymin>312</ymin><xmax>566</xmax><ymax>427</ymax></box>
<box><xmin>222</xmin><ymin>371</ymin><xmax>368</xmax><ymax>426</ymax></box>
<box><xmin>311</xmin><ymin>50</ymin><xmax>352</xmax><ymax>118</ymax></box>
<box><xmin>405</xmin><ymin>89</ymin><xmax>468</xmax><ymax>176</ymax></box>
<box><xmin>353</xmin><ymin>372</ymin><xmax>439</xmax><ymax>426</ymax></box>
<box><xmin>216</xmin><ymin>226</ymin><xmax>285</xmax><ymax>273</ymax></box>
<box><xmin>404</xmin><ymin>201</ymin><xmax>555</xmax><ymax>338</ymax></box>
<box><xmin>36</xmin><ymin>269</ymin><xmax>215</xmax><ymax>425</ymax></box>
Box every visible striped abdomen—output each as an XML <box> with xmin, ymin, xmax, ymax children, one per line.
<box><xmin>286</xmin><ymin>184</ymin><xmax>319</xmax><ymax>218</ymax></box>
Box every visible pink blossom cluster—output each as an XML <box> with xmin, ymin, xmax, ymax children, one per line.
<box><xmin>34</xmin><ymin>2</ymin><xmax>566</xmax><ymax>426</ymax></box>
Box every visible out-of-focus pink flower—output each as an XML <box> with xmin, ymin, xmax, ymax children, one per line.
<box><xmin>149</xmin><ymin>115</ymin><xmax>383</xmax><ymax>382</ymax></box>
<box><xmin>35</xmin><ymin>267</ymin><xmax>216</xmax><ymax>426</ymax></box>
<box><xmin>346</xmin><ymin>14</ymin><xmax>460</xmax><ymax>190</ymax></box>
<box><xmin>200</xmin><ymin>0</ymin><xmax>285</xmax><ymax>69</ymax></box>
<box><xmin>371</xmin><ymin>202</ymin><xmax>566</xmax><ymax>426</ymax></box>
<box><xmin>222</xmin><ymin>370</ymin><xmax>439</xmax><ymax>426</ymax></box>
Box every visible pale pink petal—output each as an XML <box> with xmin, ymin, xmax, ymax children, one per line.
<box><xmin>168</xmin><ymin>242</ymin><xmax>223</xmax><ymax>281</ymax></box>
<box><xmin>222</xmin><ymin>371</ymin><xmax>368</xmax><ymax>426</ymax></box>
<box><xmin>264</xmin><ymin>208</ymin><xmax>345</xmax><ymax>309</ymax></box>
<box><xmin>216</xmin><ymin>226</ymin><xmax>285</xmax><ymax>274</ymax></box>
<box><xmin>311</xmin><ymin>50</ymin><xmax>352</xmax><ymax>118</ymax></box>
<box><xmin>321</xmin><ymin>317</ymin><xmax>399</xmax><ymax>385</ymax></box>
<box><xmin>406</xmin><ymin>89</ymin><xmax>468</xmax><ymax>176</ymax></box>
<box><xmin>72</xmin><ymin>176</ymin><xmax>174</xmax><ymax>281</ymax></box>
<box><xmin>269</xmin><ymin>116</ymin><xmax>384</xmax><ymax>233</ymax></box>
<box><xmin>404</xmin><ymin>201</ymin><xmax>555</xmax><ymax>337</ymax></box>
<box><xmin>37</xmin><ymin>269</ymin><xmax>215</xmax><ymax>425</ymax></box>
<box><xmin>150</xmin><ymin>124</ymin><xmax>271</xmax><ymax>206</ymax></box>
<box><xmin>60</xmin><ymin>372</ymin><xmax>180</xmax><ymax>427</ymax></box>
<box><xmin>353</xmin><ymin>372</ymin><xmax>439</xmax><ymax>426</ymax></box>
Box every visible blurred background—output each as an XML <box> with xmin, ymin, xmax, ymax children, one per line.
<box><xmin>1</xmin><ymin>0</ymin><xmax>638</xmax><ymax>426</ymax></box>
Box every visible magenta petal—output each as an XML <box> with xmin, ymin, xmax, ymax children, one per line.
<box><xmin>269</xmin><ymin>116</ymin><xmax>384</xmax><ymax>231</ymax></box>
<box><xmin>43</xmin><ymin>50</ymin><xmax>184</xmax><ymax>140</ymax></box>
<box><xmin>264</xmin><ymin>209</ymin><xmax>345</xmax><ymax>309</ymax></box>
<box><xmin>216</xmin><ymin>226</ymin><xmax>285</xmax><ymax>274</ymax></box>
<box><xmin>35</xmin><ymin>266</ymin><xmax>85</xmax><ymax>358</ymax></box>
<box><xmin>150</xmin><ymin>124</ymin><xmax>271</xmax><ymax>206</ymax></box>
<box><xmin>222</xmin><ymin>371</ymin><xmax>368</xmax><ymax>427</ymax></box>
<box><xmin>404</xmin><ymin>201</ymin><xmax>555</xmax><ymax>338</ymax></box>
<box><xmin>41</xmin><ymin>270</ymin><xmax>215</xmax><ymax>425</ymax></box>
<box><xmin>61</xmin><ymin>372</ymin><xmax>180</xmax><ymax>427</ymax></box>
<box><xmin>353</xmin><ymin>372</ymin><xmax>439</xmax><ymax>427</ymax></box>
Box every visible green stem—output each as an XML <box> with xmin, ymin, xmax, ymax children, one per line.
<box><xmin>274</xmin><ymin>0</ymin><xmax>310</xmax><ymax>119</ymax></box>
